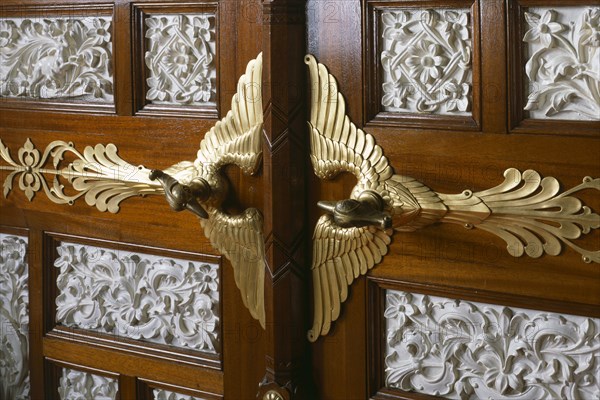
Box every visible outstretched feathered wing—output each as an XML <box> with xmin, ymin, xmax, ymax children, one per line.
<box><xmin>201</xmin><ymin>208</ymin><xmax>265</xmax><ymax>327</ymax></box>
<box><xmin>308</xmin><ymin>214</ymin><xmax>390</xmax><ymax>341</ymax></box>
<box><xmin>195</xmin><ymin>53</ymin><xmax>266</xmax><ymax>328</ymax></box>
<box><xmin>306</xmin><ymin>55</ymin><xmax>395</xmax><ymax>341</ymax></box>
<box><xmin>195</xmin><ymin>53</ymin><xmax>263</xmax><ymax>175</ymax></box>
<box><xmin>306</xmin><ymin>55</ymin><xmax>393</xmax><ymax>190</ymax></box>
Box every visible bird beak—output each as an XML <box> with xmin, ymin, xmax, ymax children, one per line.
<box><xmin>317</xmin><ymin>200</ymin><xmax>337</xmax><ymax>214</ymax></box>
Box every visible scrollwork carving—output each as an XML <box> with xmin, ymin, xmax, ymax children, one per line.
<box><xmin>384</xmin><ymin>290</ymin><xmax>600</xmax><ymax>400</ymax></box>
<box><xmin>153</xmin><ymin>388</ymin><xmax>205</xmax><ymax>400</ymax></box>
<box><xmin>58</xmin><ymin>368</ymin><xmax>118</xmax><ymax>400</ymax></box>
<box><xmin>54</xmin><ymin>242</ymin><xmax>220</xmax><ymax>353</ymax></box>
<box><xmin>0</xmin><ymin>234</ymin><xmax>29</xmax><ymax>400</ymax></box>
<box><xmin>0</xmin><ymin>17</ymin><xmax>114</xmax><ymax>102</ymax></box>
<box><xmin>523</xmin><ymin>7</ymin><xmax>600</xmax><ymax>120</ymax></box>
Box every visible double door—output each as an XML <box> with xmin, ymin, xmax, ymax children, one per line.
<box><xmin>1</xmin><ymin>1</ymin><xmax>598</xmax><ymax>399</ymax></box>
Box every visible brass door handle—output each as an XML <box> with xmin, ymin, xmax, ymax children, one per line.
<box><xmin>304</xmin><ymin>54</ymin><xmax>600</xmax><ymax>342</ymax></box>
<box><xmin>317</xmin><ymin>191</ymin><xmax>391</xmax><ymax>230</ymax></box>
<box><xmin>148</xmin><ymin>169</ymin><xmax>210</xmax><ymax>219</ymax></box>
<box><xmin>0</xmin><ymin>54</ymin><xmax>268</xmax><ymax>329</ymax></box>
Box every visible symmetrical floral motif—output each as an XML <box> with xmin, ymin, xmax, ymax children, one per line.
<box><xmin>523</xmin><ymin>7</ymin><xmax>600</xmax><ymax>120</ymax></box>
<box><xmin>58</xmin><ymin>368</ymin><xmax>118</xmax><ymax>400</ymax></box>
<box><xmin>145</xmin><ymin>14</ymin><xmax>216</xmax><ymax>106</ymax></box>
<box><xmin>0</xmin><ymin>138</ymin><xmax>159</xmax><ymax>211</ymax></box>
<box><xmin>0</xmin><ymin>234</ymin><xmax>29</xmax><ymax>400</ymax></box>
<box><xmin>380</xmin><ymin>9</ymin><xmax>472</xmax><ymax>115</ymax></box>
<box><xmin>385</xmin><ymin>290</ymin><xmax>600</xmax><ymax>399</ymax></box>
<box><xmin>154</xmin><ymin>388</ymin><xmax>205</xmax><ymax>400</ymax></box>
<box><xmin>0</xmin><ymin>17</ymin><xmax>113</xmax><ymax>102</ymax></box>
<box><xmin>54</xmin><ymin>242</ymin><xmax>220</xmax><ymax>353</ymax></box>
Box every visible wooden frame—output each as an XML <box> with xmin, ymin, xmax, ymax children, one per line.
<box><xmin>43</xmin><ymin>232</ymin><xmax>223</xmax><ymax>370</ymax></box>
<box><xmin>132</xmin><ymin>1</ymin><xmax>220</xmax><ymax>119</ymax></box>
<box><xmin>507</xmin><ymin>0</ymin><xmax>600</xmax><ymax>136</ymax></box>
<box><xmin>363</xmin><ymin>0</ymin><xmax>482</xmax><ymax>131</ymax></box>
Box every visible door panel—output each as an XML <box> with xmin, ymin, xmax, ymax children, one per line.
<box><xmin>1</xmin><ymin>0</ymin><xmax>267</xmax><ymax>398</ymax></box>
<box><xmin>306</xmin><ymin>0</ymin><xmax>599</xmax><ymax>399</ymax></box>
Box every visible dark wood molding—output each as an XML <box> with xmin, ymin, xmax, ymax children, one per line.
<box><xmin>138</xmin><ymin>377</ymin><xmax>223</xmax><ymax>400</ymax></box>
<box><xmin>259</xmin><ymin>0</ymin><xmax>312</xmax><ymax>398</ymax></box>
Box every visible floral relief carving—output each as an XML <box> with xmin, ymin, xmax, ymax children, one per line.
<box><xmin>154</xmin><ymin>388</ymin><xmax>205</xmax><ymax>400</ymax></box>
<box><xmin>384</xmin><ymin>290</ymin><xmax>600</xmax><ymax>399</ymax></box>
<box><xmin>523</xmin><ymin>7</ymin><xmax>600</xmax><ymax>120</ymax></box>
<box><xmin>145</xmin><ymin>14</ymin><xmax>216</xmax><ymax>106</ymax></box>
<box><xmin>58</xmin><ymin>368</ymin><xmax>118</xmax><ymax>400</ymax></box>
<box><xmin>54</xmin><ymin>242</ymin><xmax>220</xmax><ymax>353</ymax></box>
<box><xmin>380</xmin><ymin>9</ymin><xmax>472</xmax><ymax>115</ymax></box>
<box><xmin>0</xmin><ymin>234</ymin><xmax>29</xmax><ymax>400</ymax></box>
<box><xmin>0</xmin><ymin>16</ymin><xmax>114</xmax><ymax>102</ymax></box>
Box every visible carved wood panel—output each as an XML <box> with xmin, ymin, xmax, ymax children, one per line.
<box><xmin>44</xmin><ymin>233</ymin><xmax>222</xmax><ymax>369</ymax></box>
<box><xmin>364</xmin><ymin>0</ymin><xmax>481</xmax><ymax>130</ymax></box>
<box><xmin>0</xmin><ymin>5</ymin><xmax>115</xmax><ymax>114</ymax></box>
<box><xmin>0</xmin><ymin>230</ymin><xmax>30</xmax><ymax>400</ymax></box>
<box><xmin>379</xmin><ymin>288</ymin><xmax>600</xmax><ymax>399</ymax></box>
<box><xmin>308</xmin><ymin>0</ymin><xmax>599</xmax><ymax>399</ymax></box>
<box><xmin>1</xmin><ymin>0</ymin><xmax>265</xmax><ymax>397</ymax></box>
<box><xmin>132</xmin><ymin>2</ymin><xmax>220</xmax><ymax>118</ymax></box>
<box><xmin>508</xmin><ymin>0</ymin><xmax>600</xmax><ymax>135</ymax></box>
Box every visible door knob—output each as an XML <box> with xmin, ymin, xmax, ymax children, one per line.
<box><xmin>305</xmin><ymin>54</ymin><xmax>600</xmax><ymax>342</ymax></box>
<box><xmin>317</xmin><ymin>190</ymin><xmax>392</xmax><ymax>230</ymax></box>
<box><xmin>148</xmin><ymin>169</ymin><xmax>210</xmax><ymax>219</ymax></box>
<box><xmin>0</xmin><ymin>54</ymin><xmax>267</xmax><ymax>328</ymax></box>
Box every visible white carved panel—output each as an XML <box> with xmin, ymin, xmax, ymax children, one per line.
<box><xmin>523</xmin><ymin>7</ymin><xmax>600</xmax><ymax>120</ymax></box>
<box><xmin>384</xmin><ymin>290</ymin><xmax>600</xmax><ymax>399</ymax></box>
<box><xmin>144</xmin><ymin>14</ymin><xmax>216</xmax><ymax>106</ymax></box>
<box><xmin>0</xmin><ymin>16</ymin><xmax>114</xmax><ymax>102</ymax></box>
<box><xmin>380</xmin><ymin>8</ymin><xmax>473</xmax><ymax>115</ymax></box>
<box><xmin>154</xmin><ymin>388</ymin><xmax>205</xmax><ymax>400</ymax></box>
<box><xmin>0</xmin><ymin>234</ymin><xmax>30</xmax><ymax>400</ymax></box>
<box><xmin>58</xmin><ymin>368</ymin><xmax>118</xmax><ymax>400</ymax></box>
<box><xmin>54</xmin><ymin>242</ymin><xmax>220</xmax><ymax>353</ymax></box>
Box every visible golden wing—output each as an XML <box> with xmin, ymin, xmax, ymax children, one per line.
<box><xmin>308</xmin><ymin>214</ymin><xmax>391</xmax><ymax>342</ymax></box>
<box><xmin>305</xmin><ymin>55</ymin><xmax>393</xmax><ymax>191</ymax></box>
<box><xmin>201</xmin><ymin>208</ymin><xmax>266</xmax><ymax>328</ymax></box>
<box><xmin>195</xmin><ymin>53</ymin><xmax>263</xmax><ymax>175</ymax></box>
<box><xmin>162</xmin><ymin>54</ymin><xmax>267</xmax><ymax>327</ymax></box>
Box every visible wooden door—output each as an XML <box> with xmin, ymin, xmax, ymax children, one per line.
<box><xmin>0</xmin><ymin>1</ymin><xmax>277</xmax><ymax>399</ymax></box>
<box><xmin>305</xmin><ymin>0</ymin><xmax>600</xmax><ymax>399</ymax></box>
<box><xmin>1</xmin><ymin>0</ymin><xmax>599</xmax><ymax>399</ymax></box>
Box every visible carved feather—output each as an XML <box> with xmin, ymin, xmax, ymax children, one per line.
<box><xmin>196</xmin><ymin>53</ymin><xmax>263</xmax><ymax>175</ymax></box>
<box><xmin>201</xmin><ymin>208</ymin><xmax>266</xmax><ymax>328</ymax></box>
<box><xmin>193</xmin><ymin>53</ymin><xmax>265</xmax><ymax>327</ymax></box>
<box><xmin>308</xmin><ymin>214</ymin><xmax>390</xmax><ymax>342</ymax></box>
